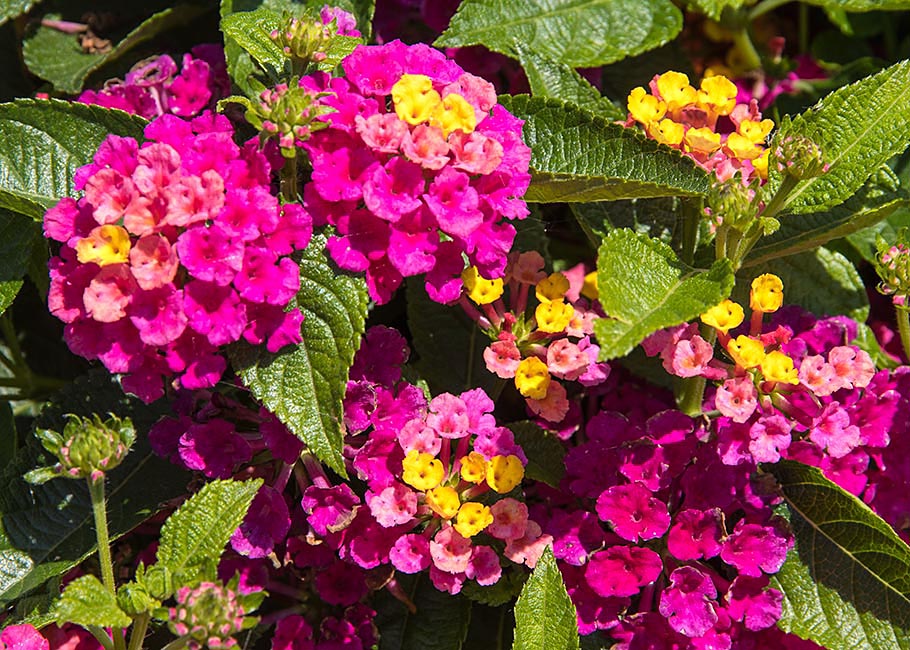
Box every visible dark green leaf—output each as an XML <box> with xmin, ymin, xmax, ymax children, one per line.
<box><xmin>804</xmin><ymin>0</ymin><xmax>910</xmax><ymax>11</ymax></box>
<box><xmin>23</xmin><ymin>5</ymin><xmax>208</xmax><ymax>94</ymax></box>
<box><xmin>744</xmin><ymin>166</ymin><xmax>909</xmax><ymax>267</ymax></box>
<box><xmin>0</xmin><ymin>210</ymin><xmax>40</xmax><ymax>315</ymax></box>
<box><xmin>594</xmin><ymin>230</ymin><xmax>735</xmax><ymax>360</ymax></box>
<box><xmin>514</xmin><ymin>42</ymin><xmax>623</xmax><ymax>120</ymax></box>
<box><xmin>437</xmin><ymin>0</ymin><xmax>682</xmax><ymax>68</ymax></box>
<box><xmin>462</xmin><ymin>572</ymin><xmax>526</xmax><ymax>607</ymax></box>
<box><xmin>54</xmin><ymin>574</ymin><xmax>130</xmax><ymax>628</ymax></box>
<box><xmin>499</xmin><ymin>95</ymin><xmax>712</xmax><ymax>203</ymax></box>
<box><xmin>229</xmin><ymin>235</ymin><xmax>369</xmax><ymax>476</ymax></box>
<box><xmin>0</xmin><ymin>401</ymin><xmax>15</xmax><ymax>471</ymax></box>
<box><xmin>157</xmin><ymin>478</ymin><xmax>262</xmax><ymax>584</ymax></box>
<box><xmin>375</xmin><ymin>573</ymin><xmax>472</xmax><ymax>650</ymax></box>
<box><xmin>844</xmin><ymin>207</ymin><xmax>910</xmax><ymax>264</ymax></box>
<box><xmin>406</xmin><ymin>278</ymin><xmax>502</xmax><ymax>397</ymax></box>
<box><xmin>513</xmin><ymin>547</ymin><xmax>579</xmax><ymax>650</ymax></box>
<box><xmin>0</xmin><ymin>0</ymin><xmax>36</xmax><ymax>26</ymax></box>
<box><xmin>0</xmin><ymin>99</ymin><xmax>147</xmax><ymax>220</ymax></box>
<box><xmin>0</xmin><ymin>371</ymin><xmax>189</xmax><ymax>606</ymax></box>
<box><xmin>507</xmin><ymin>421</ymin><xmax>565</xmax><ymax>487</ymax></box>
<box><xmin>769</xmin><ymin>460</ymin><xmax>910</xmax><ymax>650</ymax></box>
<box><xmin>570</xmin><ymin>198</ymin><xmax>680</xmax><ymax>248</ymax></box>
<box><xmin>771</xmin><ymin>60</ymin><xmax>910</xmax><ymax>215</ymax></box>
<box><xmin>852</xmin><ymin>323</ymin><xmax>899</xmax><ymax>370</ymax></box>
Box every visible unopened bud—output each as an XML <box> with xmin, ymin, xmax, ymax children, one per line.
<box><xmin>245</xmin><ymin>82</ymin><xmax>333</xmax><ymax>157</ymax></box>
<box><xmin>772</xmin><ymin>134</ymin><xmax>828</xmax><ymax>180</ymax></box>
<box><xmin>874</xmin><ymin>231</ymin><xmax>910</xmax><ymax>298</ymax></box>
<box><xmin>707</xmin><ymin>177</ymin><xmax>760</xmax><ymax>231</ymax></box>
<box><xmin>117</xmin><ymin>582</ymin><xmax>157</xmax><ymax>616</ymax></box>
<box><xmin>142</xmin><ymin>564</ymin><xmax>174</xmax><ymax>600</ymax></box>
<box><xmin>270</xmin><ymin>13</ymin><xmax>335</xmax><ymax>67</ymax></box>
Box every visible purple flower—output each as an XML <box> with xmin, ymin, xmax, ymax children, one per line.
<box><xmin>585</xmin><ymin>546</ymin><xmax>662</xmax><ymax>598</ymax></box>
<box><xmin>667</xmin><ymin>508</ymin><xmax>723</xmax><ymax>561</ymax></box>
<box><xmin>302</xmin><ymin>484</ymin><xmax>360</xmax><ymax>536</ymax></box>
<box><xmin>726</xmin><ymin>575</ymin><xmax>783</xmax><ymax>631</ymax></box>
<box><xmin>595</xmin><ymin>483</ymin><xmax>670</xmax><ymax>542</ymax></box>
<box><xmin>230</xmin><ymin>485</ymin><xmax>291</xmax><ymax>558</ymax></box>
<box><xmin>658</xmin><ymin>566</ymin><xmax>718</xmax><ymax>638</ymax></box>
<box><xmin>720</xmin><ymin>520</ymin><xmax>792</xmax><ymax>577</ymax></box>
<box><xmin>178</xmin><ymin>419</ymin><xmax>252</xmax><ymax>478</ymax></box>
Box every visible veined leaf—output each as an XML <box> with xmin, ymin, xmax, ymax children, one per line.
<box><xmin>744</xmin><ymin>166</ymin><xmax>909</xmax><ymax>267</ymax></box>
<box><xmin>0</xmin><ymin>210</ymin><xmax>40</xmax><ymax>315</ymax></box>
<box><xmin>803</xmin><ymin>0</ymin><xmax>910</xmax><ymax>11</ymax></box>
<box><xmin>594</xmin><ymin>229</ymin><xmax>734</xmax><ymax>360</ymax></box>
<box><xmin>499</xmin><ymin>95</ymin><xmax>712</xmax><ymax>203</ymax></box>
<box><xmin>221</xmin><ymin>8</ymin><xmax>285</xmax><ymax>76</ymax></box>
<box><xmin>514</xmin><ymin>42</ymin><xmax>624</xmax><ymax>120</ymax></box>
<box><xmin>53</xmin><ymin>575</ymin><xmax>130</xmax><ymax>628</ymax></box>
<box><xmin>437</xmin><ymin>0</ymin><xmax>682</xmax><ymax>68</ymax></box>
<box><xmin>23</xmin><ymin>5</ymin><xmax>208</xmax><ymax>95</ymax></box>
<box><xmin>375</xmin><ymin>573</ymin><xmax>472</xmax><ymax>650</ymax></box>
<box><xmin>684</xmin><ymin>0</ymin><xmax>748</xmax><ymax>20</ymax></box>
<box><xmin>229</xmin><ymin>235</ymin><xmax>369</xmax><ymax>476</ymax></box>
<box><xmin>771</xmin><ymin>59</ymin><xmax>910</xmax><ymax>215</ymax></box>
<box><xmin>0</xmin><ymin>0</ymin><xmax>36</xmax><ymax>26</ymax></box>
<box><xmin>507</xmin><ymin>421</ymin><xmax>565</xmax><ymax>488</ymax></box>
<box><xmin>770</xmin><ymin>460</ymin><xmax>910</xmax><ymax>650</ymax></box>
<box><xmin>570</xmin><ymin>198</ymin><xmax>680</xmax><ymax>248</ymax></box>
<box><xmin>513</xmin><ymin>547</ymin><xmax>579</xmax><ymax>650</ymax></box>
<box><xmin>0</xmin><ymin>99</ymin><xmax>147</xmax><ymax>220</ymax></box>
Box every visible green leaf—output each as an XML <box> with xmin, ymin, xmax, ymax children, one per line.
<box><xmin>23</xmin><ymin>5</ymin><xmax>208</xmax><ymax>94</ymax></box>
<box><xmin>375</xmin><ymin>573</ymin><xmax>472</xmax><ymax>650</ymax></box>
<box><xmin>499</xmin><ymin>95</ymin><xmax>712</xmax><ymax>203</ymax></box>
<box><xmin>157</xmin><ymin>478</ymin><xmax>262</xmax><ymax>584</ymax></box>
<box><xmin>769</xmin><ymin>460</ymin><xmax>910</xmax><ymax>650</ymax></box>
<box><xmin>229</xmin><ymin>235</ymin><xmax>368</xmax><ymax>476</ymax></box>
<box><xmin>514</xmin><ymin>42</ymin><xmax>623</xmax><ymax>120</ymax></box>
<box><xmin>771</xmin><ymin>60</ymin><xmax>910</xmax><ymax>215</ymax></box>
<box><xmin>0</xmin><ymin>99</ymin><xmax>147</xmax><ymax>220</ymax></box>
<box><xmin>744</xmin><ymin>166</ymin><xmax>909</xmax><ymax>267</ymax></box>
<box><xmin>0</xmin><ymin>371</ymin><xmax>189</xmax><ymax>607</ymax></box>
<box><xmin>0</xmin><ymin>210</ymin><xmax>40</xmax><ymax>315</ymax></box>
<box><xmin>53</xmin><ymin>574</ymin><xmax>130</xmax><ymax>628</ymax></box>
<box><xmin>804</xmin><ymin>0</ymin><xmax>910</xmax><ymax>11</ymax></box>
<box><xmin>462</xmin><ymin>571</ymin><xmax>526</xmax><ymax>607</ymax></box>
<box><xmin>436</xmin><ymin>0</ymin><xmax>682</xmax><ymax>68</ymax></box>
<box><xmin>594</xmin><ymin>229</ymin><xmax>735</xmax><ymax>360</ymax></box>
<box><xmin>683</xmin><ymin>0</ymin><xmax>748</xmax><ymax>20</ymax></box>
<box><xmin>406</xmin><ymin>278</ymin><xmax>502</xmax><ymax>397</ymax></box>
<box><xmin>741</xmin><ymin>246</ymin><xmax>868</xmax><ymax>322</ymax></box>
<box><xmin>507</xmin><ymin>421</ymin><xmax>565</xmax><ymax>487</ymax></box>
<box><xmin>844</xmin><ymin>207</ymin><xmax>910</xmax><ymax>264</ymax></box>
<box><xmin>221</xmin><ymin>8</ymin><xmax>285</xmax><ymax>76</ymax></box>
<box><xmin>513</xmin><ymin>547</ymin><xmax>579</xmax><ymax>650</ymax></box>
<box><xmin>0</xmin><ymin>401</ymin><xmax>15</xmax><ymax>471</ymax></box>
<box><xmin>0</xmin><ymin>0</ymin><xmax>37</xmax><ymax>26</ymax></box>
<box><xmin>570</xmin><ymin>198</ymin><xmax>680</xmax><ymax>248</ymax></box>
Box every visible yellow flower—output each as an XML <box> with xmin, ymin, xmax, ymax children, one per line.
<box><xmin>762</xmin><ymin>350</ymin><xmax>799</xmax><ymax>385</ymax></box>
<box><xmin>486</xmin><ymin>455</ymin><xmax>524</xmax><ymax>493</ymax></box>
<box><xmin>459</xmin><ymin>451</ymin><xmax>487</xmax><ymax>484</ymax></box>
<box><xmin>727</xmin><ymin>335</ymin><xmax>766</xmax><ymax>369</ymax></box>
<box><xmin>75</xmin><ymin>225</ymin><xmax>131</xmax><ymax>266</ymax></box>
<box><xmin>462</xmin><ymin>266</ymin><xmax>504</xmax><ymax>305</ymax></box>
<box><xmin>431</xmin><ymin>93</ymin><xmax>476</xmax><ymax>137</ymax></box>
<box><xmin>426</xmin><ymin>486</ymin><xmax>460</xmax><ymax>519</ymax></box>
<box><xmin>648</xmin><ymin>118</ymin><xmax>685</xmax><ymax>147</ymax></box>
<box><xmin>401</xmin><ymin>449</ymin><xmax>445</xmax><ymax>491</ymax></box>
<box><xmin>750</xmin><ymin>273</ymin><xmax>784</xmax><ymax>312</ymax></box>
<box><xmin>392</xmin><ymin>74</ymin><xmax>441</xmax><ymax>125</ymax></box>
<box><xmin>454</xmin><ymin>502</ymin><xmax>493</xmax><ymax>537</ymax></box>
<box><xmin>753</xmin><ymin>149</ymin><xmax>770</xmax><ymax>180</ymax></box>
<box><xmin>725</xmin><ymin>132</ymin><xmax>762</xmax><ymax>160</ymax></box>
<box><xmin>535</xmin><ymin>300</ymin><xmax>574</xmax><ymax>333</ymax></box>
<box><xmin>697</xmin><ymin>75</ymin><xmax>737</xmax><ymax>116</ymax></box>
<box><xmin>701</xmin><ymin>299</ymin><xmax>745</xmax><ymax>334</ymax></box>
<box><xmin>515</xmin><ymin>357</ymin><xmax>550</xmax><ymax>399</ymax></box>
<box><xmin>535</xmin><ymin>272</ymin><xmax>569</xmax><ymax>303</ymax></box>
<box><xmin>684</xmin><ymin>127</ymin><xmax>722</xmax><ymax>155</ymax></box>
<box><xmin>739</xmin><ymin>118</ymin><xmax>775</xmax><ymax>144</ymax></box>
<box><xmin>581</xmin><ymin>271</ymin><xmax>598</xmax><ymax>301</ymax></box>
<box><xmin>656</xmin><ymin>71</ymin><xmax>697</xmax><ymax>111</ymax></box>
<box><xmin>627</xmin><ymin>86</ymin><xmax>666</xmax><ymax>125</ymax></box>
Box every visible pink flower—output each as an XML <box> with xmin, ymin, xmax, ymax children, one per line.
<box><xmin>658</xmin><ymin>567</ymin><xmax>718</xmax><ymax>638</ymax></box>
<box><xmin>430</xmin><ymin>526</ymin><xmax>473</xmax><ymax>574</ymax></box>
<box><xmin>487</xmin><ymin>498</ymin><xmax>529</xmax><ymax>540</ymax></box>
<box><xmin>366</xmin><ymin>483</ymin><xmax>418</xmax><ymax>527</ymax></box>
<box><xmin>715</xmin><ymin>376</ymin><xmax>758</xmax><ymax>423</ymax></box>
<box><xmin>466</xmin><ymin>545</ymin><xmax>502</xmax><ymax>586</ymax></box>
<box><xmin>503</xmin><ymin>520</ymin><xmax>552</xmax><ymax>568</ymax></box>
<box><xmin>546</xmin><ymin>339</ymin><xmax>589</xmax><ymax>380</ymax></box>
<box><xmin>527</xmin><ymin>381</ymin><xmax>571</xmax><ymax>423</ymax></box>
<box><xmin>0</xmin><ymin>623</ymin><xmax>49</xmax><ymax>650</ymax></box>
<box><xmin>585</xmin><ymin>546</ymin><xmax>662</xmax><ymax>598</ymax></box>
<box><xmin>484</xmin><ymin>338</ymin><xmax>521</xmax><ymax>378</ymax></box>
<box><xmin>595</xmin><ymin>483</ymin><xmax>670</xmax><ymax>542</ymax></box>
<box><xmin>389</xmin><ymin>534</ymin><xmax>431</xmax><ymax>573</ymax></box>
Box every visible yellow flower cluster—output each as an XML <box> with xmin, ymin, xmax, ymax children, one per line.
<box><xmin>391</xmin><ymin>73</ymin><xmax>476</xmax><ymax>137</ymax></box>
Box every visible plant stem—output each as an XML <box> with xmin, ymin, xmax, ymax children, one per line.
<box><xmin>761</xmin><ymin>174</ymin><xmax>799</xmax><ymax>221</ymax></box>
<box><xmin>465</xmin><ymin>326</ymin><xmax>477</xmax><ymax>391</ymax></box>
<box><xmin>128</xmin><ymin>613</ymin><xmax>150</xmax><ymax>650</ymax></box>
<box><xmin>749</xmin><ymin>0</ymin><xmax>794</xmax><ymax>20</ymax></box>
<box><xmin>89</xmin><ymin>476</ymin><xmax>127</xmax><ymax>650</ymax></box>
<box><xmin>680</xmin><ymin>198</ymin><xmax>701</xmax><ymax>266</ymax></box>
<box><xmin>280</xmin><ymin>155</ymin><xmax>298</xmax><ymax>201</ymax></box>
<box><xmin>896</xmin><ymin>304</ymin><xmax>910</xmax><ymax>362</ymax></box>
<box><xmin>731</xmin><ymin>28</ymin><xmax>762</xmax><ymax>71</ymax></box>
<box><xmin>161</xmin><ymin>636</ymin><xmax>190</xmax><ymax>650</ymax></box>
<box><xmin>87</xmin><ymin>626</ymin><xmax>116</xmax><ymax>650</ymax></box>
<box><xmin>676</xmin><ymin>327</ymin><xmax>717</xmax><ymax>416</ymax></box>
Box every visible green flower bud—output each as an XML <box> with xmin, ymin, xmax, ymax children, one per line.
<box><xmin>142</xmin><ymin>564</ymin><xmax>174</xmax><ymax>601</ymax></box>
<box><xmin>707</xmin><ymin>178</ymin><xmax>760</xmax><ymax>231</ymax></box>
<box><xmin>771</xmin><ymin>134</ymin><xmax>828</xmax><ymax>180</ymax></box>
<box><xmin>117</xmin><ymin>581</ymin><xmax>158</xmax><ymax>616</ymax></box>
<box><xmin>167</xmin><ymin>580</ymin><xmax>255</xmax><ymax>649</ymax></box>
<box><xmin>270</xmin><ymin>13</ymin><xmax>335</xmax><ymax>67</ymax></box>
<box><xmin>244</xmin><ymin>82</ymin><xmax>332</xmax><ymax>158</ymax></box>
<box><xmin>26</xmin><ymin>414</ymin><xmax>135</xmax><ymax>484</ymax></box>
<box><xmin>873</xmin><ymin>230</ymin><xmax>910</xmax><ymax>298</ymax></box>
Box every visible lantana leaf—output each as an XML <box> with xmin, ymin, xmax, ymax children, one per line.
<box><xmin>53</xmin><ymin>575</ymin><xmax>130</xmax><ymax>629</ymax></box>
<box><xmin>513</xmin><ymin>547</ymin><xmax>579</xmax><ymax>650</ymax></box>
<box><xmin>769</xmin><ymin>460</ymin><xmax>910</xmax><ymax>650</ymax></box>
<box><xmin>507</xmin><ymin>421</ymin><xmax>566</xmax><ymax>487</ymax></box>
<box><xmin>683</xmin><ymin>0</ymin><xmax>749</xmax><ymax>20</ymax></box>
<box><xmin>0</xmin><ymin>210</ymin><xmax>39</xmax><ymax>315</ymax></box>
<box><xmin>0</xmin><ymin>0</ymin><xmax>35</xmax><ymax>26</ymax></box>
<box><xmin>220</xmin><ymin>7</ymin><xmax>285</xmax><ymax>78</ymax></box>
<box><xmin>229</xmin><ymin>235</ymin><xmax>369</xmax><ymax>477</ymax></box>
<box><xmin>374</xmin><ymin>573</ymin><xmax>472</xmax><ymax>650</ymax></box>
<box><xmin>436</xmin><ymin>0</ymin><xmax>682</xmax><ymax>68</ymax></box>
<box><xmin>499</xmin><ymin>95</ymin><xmax>712</xmax><ymax>203</ymax></box>
<box><xmin>594</xmin><ymin>229</ymin><xmax>735</xmax><ymax>360</ymax></box>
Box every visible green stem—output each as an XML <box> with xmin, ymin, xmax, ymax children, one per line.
<box><xmin>798</xmin><ymin>3</ymin><xmax>809</xmax><ymax>53</ymax></box>
<box><xmin>680</xmin><ymin>198</ymin><xmax>702</xmax><ymax>266</ymax></box>
<box><xmin>676</xmin><ymin>329</ymin><xmax>717</xmax><ymax>416</ymax></box>
<box><xmin>0</xmin><ymin>316</ymin><xmax>25</xmax><ymax>368</ymax></box>
<box><xmin>161</xmin><ymin>636</ymin><xmax>190</xmax><ymax>650</ymax></box>
<box><xmin>88</xmin><ymin>477</ymin><xmax>127</xmax><ymax>650</ymax></box>
<box><xmin>732</xmin><ymin>28</ymin><xmax>762</xmax><ymax>71</ymax></box>
<box><xmin>761</xmin><ymin>174</ymin><xmax>799</xmax><ymax>221</ymax></box>
<box><xmin>749</xmin><ymin>0</ymin><xmax>794</xmax><ymax>20</ymax></box>
<box><xmin>897</xmin><ymin>304</ymin><xmax>910</xmax><ymax>362</ymax></box>
<box><xmin>128</xmin><ymin>613</ymin><xmax>150</xmax><ymax>650</ymax></box>
<box><xmin>87</xmin><ymin>626</ymin><xmax>116</xmax><ymax>650</ymax></box>
<box><xmin>465</xmin><ymin>326</ymin><xmax>477</xmax><ymax>391</ymax></box>
<box><xmin>280</xmin><ymin>155</ymin><xmax>298</xmax><ymax>202</ymax></box>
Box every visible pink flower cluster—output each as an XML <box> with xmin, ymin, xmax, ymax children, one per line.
<box><xmin>45</xmin><ymin>112</ymin><xmax>312</xmax><ymax>402</ymax></box>
<box><xmin>301</xmin><ymin>326</ymin><xmax>548</xmax><ymax>595</ymax></box>
<box><xmin>0</xmin><ymin>624</ymin><xmax>48</xmax><ymax>650</ymax></box>
<box><xmin>77</xmin><ymin>45</ymin><xmax>230</xmax><ymax>119</ymax></box>
<box><xmin>299</xmin><ymin>40</ymin><xmax>531</xmax><ymax>304</ymax></box>
<box><xmin>532</xmin><ymin>374</ymin><xmax>804</xmax><ymax>647</ymax></box>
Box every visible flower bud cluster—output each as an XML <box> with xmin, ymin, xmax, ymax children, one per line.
<box><xmin>244</xmin><ymin>84</ymin><xmax>333</xmax><ymax>158</ymax></box>
<box><xmin>874</xmin><ymin>230</ymin><xmax>910</xmax><ymax>300</ymax></box>
<box><xmin>28</xmin><ymin>413</ymin><xmax>134</xmax><ymax>483</ymax></box>
<box><xmin>269</xmin><ymin>7</ymin><xmax>361</xmax><ymax>66</ymax></box>
<box><xmin>167</xmin><ymin>579</ymin><xmax>261</xmax><ymax>649</ymax></box>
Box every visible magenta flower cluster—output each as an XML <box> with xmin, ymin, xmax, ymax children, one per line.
<box><xmin>44</xmin><ymin>112</ymin><xmax>312</xmax><ymax>402</ymax></box>
<box><xmin>299</xmin><ymin>40</ymin><xmax>531</xmax><ymax>304</ymax></box>
<box><xmin>77</xmin><ymin>45</ymin><xmax>230</xmax><ymax>119</ymax></box>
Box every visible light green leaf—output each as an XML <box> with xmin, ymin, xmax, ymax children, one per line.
<box><xmin>0</xmin><ymin>371</ymin><xmax>188</xmax><ymax>607</ymax></box>
<box><xmin>744</xmin><ymin>166</ymin><xmax>909</xmax><ymax>267</ymax></box>
<box><xmin>53</xmin><ymin>574</ymin><xmax>130</xmax><ymax>628</ymax></box>
<box><xmin>375</xmin><ymin>573</ymin><xmax>472</xmax><ymax>650</ymax></box>
<box><xmin>0</xmin><ymin>99</ymin><xmax>147</xmax><ymax>220</ymax></box>
<box><xmin>0</xmin><ymin>210</ymin><xmax>40</xmax><ymax>315</ymax></box>
<box><xmin>23</xmin><ymin>5</ymin><xmax>208</xmax><ymax>94</ymax></box>
<box><xmin>229</xmin><ymin>235</ymin><xmax>369</xmax><ymax>476</ymax></box>
<box><xmin>499</xmin><ymin>95</ymin><xmax>712</xmax><ymax>203</ymax></box>
<box><xmin>221</xmin><ymin>8</ymin><xmax>285</xmax><ymax>76</ymax></box>
<box><xmin>684</xmin><ymin>0</ymin><xmax>748</xmax><ymax>20</ymax></box>
<box><xmin>771</xmin><ymin>59</ymin><xmax>910</xmax><ymax>215</ymax></box>
<box><xmin>804</xmin><ymin>0</ymin><xmax>910</xmax><ymax>11</ymax></box>
<box><xmin>742</xmin><ymin>246</ymin><xmax>868</xmax><ymax>322</ymax></box>
<box><xmin>507</xmin><ymin>421</ymin><xmax>565</xmax><ymax>487</ymax></box>
<box><xmin>594</xmin><ymin>229</ymin><xmax>735</xmax><ymax>360</ymax></box>
<box><xmin>437</xmin><ymin>0</ymin><xmax>682</xmax><ymax>68</ymax></box>
<box><xmin>0</xmin><ymin>0</ymin><xmax>37</xmax><ymax>26</ymax></box>
<box><xmin>514</xmin><ymin>42</ymin><xmax>623</xmax><ymax>120</ymax></box>
<box><xmin>513</xmin><ymin>547</ymin><xmax>579</xmax><ymax>650</ymax></box>
<box><xmin>157</xmin><ymin>479</ymin><xmax>262</xmax><ymax>584</ymax></box>
<box><xmin>769</xmin><ymin>460</ymin><xmax>910</xmax><ymax>650</ymax></box>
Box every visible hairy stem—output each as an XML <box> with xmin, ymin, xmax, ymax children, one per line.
<box><xmin>89</xmin><ymin>477</ymin><xmax>127</xmax><ymax>650</ymax></box>
<box><xmin>280</xmin><ymin>155</ymin><xmax>298</xmax><ymax>202</ymax></box>
<box><xmin>897</xmin><ymin>304</ymin><xmax>910</xmax><ymax>363</ymax></box>
<box><xmin>128</xmin><ymin>613</ymin><xmax>150</xmax><ymax>650</ymax></box>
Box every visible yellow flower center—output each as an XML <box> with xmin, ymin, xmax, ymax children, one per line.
<box><xmin>762</xmin><ymin>350</ymin><xmax>799</xmax><ymax>385</ymax></box>
<box><xmin>535</xmin><ymin>272</ymin><xmax>570</xmax><ymax>303</ymax></box>
<box><xmin>727</xmin><ymin>335</ymin><xmax>766</xmax><ymax>369</ymax></box>
<box><xmin>459</xmin><ymin>451</ymin><xmax>487</xmax><ymax>484</ymax></box>
<box><xmin>462</xmin><ymin>266</ymin><xmax>504</xmax><ymax>305</ymax></box>
<box><xmin>426</xmin><ymin>486</ymin><xmax>461</xmax><ymax>519</ymax></box>
<box><xmin>392</xmin><ymin>74</ymin><xmax>442</xmax><ymax>126</ymax></box>
<box><xmin>401</xmin><ymin>449</ymin><xmax>445</xmax><ymax>491</ymax></box>
<box><xmin>750</xmin><ymin>273</ymin><xmax>784</xmax><ymax>312</ymax></box>
<box><xmin>75</xmin><ymin>225</ymin><xmax>131</xmax><ymax>266</ymax></box>
<box><xmin>535</xmin><ymin>300</ymin><xmax>574</xmax><ymax>334</ymax></box>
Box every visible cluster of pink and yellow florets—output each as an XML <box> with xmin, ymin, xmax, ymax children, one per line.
<box><xmin>460</xmin><ymin>251</ymin><xmax>610</xmax><ymax>423</ymax></box>
<box><xmin>626</xmin><ymin>71</ymin><xmax>774</xmax><ymax>183</ymax></box>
